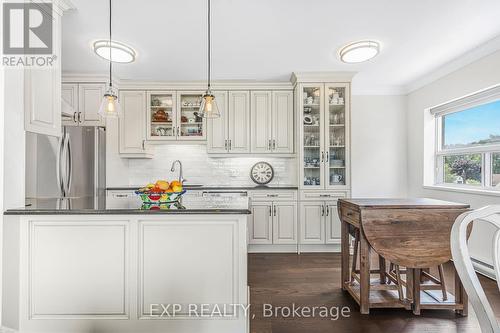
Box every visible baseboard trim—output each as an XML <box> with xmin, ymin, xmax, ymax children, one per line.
<box><xmin>248</xmin><ymin>244</ymin><xmax>341</xmax><ymax>253</ymax></box>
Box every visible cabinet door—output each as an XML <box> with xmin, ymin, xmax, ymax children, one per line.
<box><xmin>272</xmin><ymin>91</ymin><xmax>294</xmax><ymax>153</ymax></box>
<box><xmin>119</xmin><ymin>91</ymin><xmax>152</xmax><ymax>157</ymax></box>
<box><xmin>299</xmin><ymin>201</ymin><xmax>325</xmax><ymax>244</ymax></box>
<box><xmin>78</xmin><ymin>83</ymin><xmax>106</xmax><ymax>126</ymax></box>
<box><xmin>325</xmin><ymin>202</ymin><xmax>341</xmax><ymax>244</ymax></box>
<box><xmin>299</xmin><ymin>84</ymin><xmax>325</xmax><ymax>189</ymax></box>
<box><xmin>250</xmin><ymin>91</ymin><xmax>272</xmax><ymax>153</ymax></box>
<box><xmin>207</xmin><ymin>91</ymin><xmax>229</xmax><ymax>153</ymax></box>
<box><xmin>228</xmin><ymin>91</ymin><xmax>250</xmax><ymax>153</ymax></box>
<box><xmin>273</xmin><ymin>202</ymin><xmax>297</xmax><ymax>244</ymax></box>
<box><xmin>177</xmin><ymin>91</ymin><xmax>205</xmax><ymax>141</ymax></box>
<box><xmin>325</xmin><ymin>83</ymin><xmax>349</xmax><ymax>189</ymax></box>
<box><xmin>249</xmin><ymin>202</ymin><xmax>273</xmax><ymax>244</ymax></box>
<box><xmin>24</xmin><ymin>11</ymin><xmax>61</xmax><ymax>137</ymax></box>
<box><xmin>147</xmin><ymin>91</ymin><xmax>176</xmax><ymax>141</ymax></box>
<box><xmin>62</xmin><ymin>83</ymin><xmax>79</xmax><ymax>125</ymax></box>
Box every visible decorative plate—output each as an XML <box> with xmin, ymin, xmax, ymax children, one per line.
<box><xmin>250</xmin><ymin>162</ymin><xmax>274</xmax><ymax>185</ymax></box>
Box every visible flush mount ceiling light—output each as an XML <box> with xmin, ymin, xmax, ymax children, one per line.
<box><xmin>339</xmin><ymin>40</ymin><xmax>380</xmax><ymax>63</ymax></box>
<box><xmin>93</xmin><ymin>40</ymin><xmax>136</xmax><ymax>63</ymax></box>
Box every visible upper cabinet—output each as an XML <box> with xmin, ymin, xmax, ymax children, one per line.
<box><xmin>251</xmin><ymin>90</ymin><xmax>294</xmax><ymax>154</ymax></box>
<box><xmin>296</xmin><ymin>81</ymin><xmax>351</xmax><ymax>190</ymax></box>
<box><xmin>62</xmin><ymin>83</ymin><xmax>106</xmax><ymax>126</ymax></box>
<box><xmin>24</xmin><ymin>5</ymin><xmax>62</xmax><ymax>137</ymax></box>
<box><xmin>207</xmin><ymin>91</ymin><xmax>250</xmax><ymax>154</ymax></box>
<box><xmin>146</xmin><ymin>91</ymin><xmax>206</xmax><ymax>142</ymax></box>
<box><xmin>119</xmin><ymin>90</ymin><xmax>153</xmax><ymax>158</ymax></box>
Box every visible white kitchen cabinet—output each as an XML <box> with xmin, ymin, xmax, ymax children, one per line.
<box><xmin>228</xmin><ymin>91</ymin><xmax>251</xmax><ymax>153</ymax></box>
<box><xmin>325</xmin><ymin>202</ymin><xmax>341</xmax><ymax>244</ymax></box>
<box><xmin>61</xmin><ymin>83</ymin><xmax>106</xmax><ymax>126</ymax></box>
<box><xmin>299</xmin><ymin>201</ymin><xmax>324</xmax><ymax>244</ymax></box>
<box><xmin>250</xmin><ymin>90</ymin><xmax>294</xmax><ymax>154</ymax></box>
<box><xmin>249</xmin><ymin>195</ymin><xmax>297</xmax><ymax>245</ymax></box>
<box><xmin>79</xmin><ymin>83</ymin><xmax>106</xmax><ymax>126</ymax></box>
<box><xmin>207</xmin><ymin>91</ymin><xmax>250</xmax><ymax>154</ymax></box>
<box><xmin>272</xmin><ymin>202</ymin><xmax>297</xmax><ymax>244</ymax></box>
<box><xmin>206</xmin><ymin>91</ymin><xmax>228</xmax><ymax>152</ymax></box>
<box><xmin>24</xmin><ymin>8</ymin><xmax>62</xmax><ymax>137</ymax></box>
<box><xmin>119</xmin><ymin>91</ymin><xmax>153</xmax><ymax>158</ymax></box>
<box><xmin>272</xmin><ymin>91</ymin><xmax>294</xmax><ymax>153</ymax></box>
<box><xmin>299</xmin><ymin>200</ymin><xmax>341</xmax><ymax>245</ymax></box>
<box><xmin>250</xmin><ymin>91</ymin><xmax>272</xmax><ymax>153</ymax></box>
<box><xmin>248</xmin><ymin>202</ymin><xmax>273</xmax><ymax>244</ymax></box>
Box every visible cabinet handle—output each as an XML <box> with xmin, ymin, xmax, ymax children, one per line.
<box><xmin>142</xmin><ymin>140</ymin><xmax>145</xmax><ymax>150</ymax></box>
<box><xmin>273</xmin><ymin>206</ymin><xmax>277</xmax><ymax>217</ymax></box>
<box><xmin>78</xmin><ymin>112</ymin><xmax>81</xmax><ymax>123</ymax></box>
<box><xmin>229</xmin><ymin>140</ymin><xmax>232</xmax><ymax>150</ymax></box>
<box><xmin>114</xmin><ymin>194</ymin><xmax>128</xmax><ymax>198</ymax></box>
<box><xmin>321</xmin><ymin>152</ymin><xmax>325</xmax><ymax>163</ymax></box>
<box><xmin>319</xmin><ymin>194</ymin><xmax>331</xmax><ymax>197</ymax></box>
<box><xmin>268</xmin><ymin>140</ymin><xmax>272</xmax><ymax>150</ymax></box>
<box><xmin>325</xmin><ymin>151</ymin><xmax>329</xmax><ymax>163</ymax></box>
<box><xmin>269</xmin><ymin>206</ymin><xmax>272</xmax><ymax>216</ymax></box>
<box><xmin>177</xmin><ymin>126</ymin><xmax>180</xmax><ymax>137</ymax></box>
<box><xmin>73</xmin><ymin>112</ymin><xmax>77</xmax><ymax>123</ymax></box>
<box><xmin>321</xmin><ymin>205</ymin><xmax>325</xmax><ymax>216</ymax></box>
<box><xmin>273</xmin><ymin>139</ymin><xmax>276</xmax><ymax>150</ymax></box>
<box><xmin>267</xmin><ymin>194</ymin><xmax>278</xmax><ymax>197</ymax></box>
<box><xmin>325</xmin><ymin>205</ymin><xmax>329</xmax><ymax>216</ymax></box>
<box><xmin>224</xmin><ymin>139</ymin><xmax>228</xmax><ymax>150</ymax></box>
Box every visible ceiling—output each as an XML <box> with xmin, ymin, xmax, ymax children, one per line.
<box><xmin>62</xmin><ymin>0</ymin><xmax>500</xmax><ymax>94</ymax></box>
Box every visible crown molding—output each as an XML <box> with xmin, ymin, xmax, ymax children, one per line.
<box><xmin>290</xmin><ymin>71</ymin><xmax>357</xmax><ymax>85</ymax></box>
<box><xmin>62</xmin><ymin>72</ymin><xmax>293</xmax><ymax>90</ymax></box>
<box><xmin>404</xmin><ymin>34</ymin><xmax>500</xmax><ymax>94</ymax></box>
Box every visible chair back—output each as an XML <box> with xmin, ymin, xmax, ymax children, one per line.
<box><xmin>451</xmin><ymin>205</ymin><xmax>500</xmax><ymax>333</ymax></box>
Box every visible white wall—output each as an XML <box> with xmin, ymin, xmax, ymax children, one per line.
<box><xmin>351</xmin><ymin>95</ymin><xmax>408</xmax><ymax>197</ymax></box>
<box><xmin>407</xmin><ymin>49</ymin><xmax>500</xmax><ymax>270</ymax></box>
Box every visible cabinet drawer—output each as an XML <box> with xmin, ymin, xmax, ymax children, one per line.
<box><xmin>300</xmin><ymin>191</ymin><xmax>347</xmax><ymax>201</ymax></box>
<box><xmin>249</xmin><ymin>190</ymin><xmax>297</xmax><ymax>201</ymax></box>
<box><xmin>341</xmin><ymin>206</ymin><xmax>360</xmax><ymax>226</ymax></box>
<box><xmin>107</xmin><ymin>190</ymin><xmax>136</xmax><ymax>198</ymax></box>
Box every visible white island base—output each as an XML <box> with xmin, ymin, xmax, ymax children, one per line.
<box><xmin>2</xmin><ymin>214</ymin><xmax>248</xmax><ymax>333</ymax></box>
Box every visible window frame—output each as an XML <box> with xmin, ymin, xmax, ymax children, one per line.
<box><xmin>432</xmin><ymin>85</ymin><xmax>500</xmax><ymax>191</ymax></box>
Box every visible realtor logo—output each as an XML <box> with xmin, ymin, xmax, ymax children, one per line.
<box><xmin>3</xmin><ymin>2</ymin><xmax>53</xmax><ymax>54</ymax></box>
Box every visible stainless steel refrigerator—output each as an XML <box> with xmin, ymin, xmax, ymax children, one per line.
<box><xmin>26</xmin><ymin>126</ymin><xmax>106</xmax><ymax>203</ymax></box>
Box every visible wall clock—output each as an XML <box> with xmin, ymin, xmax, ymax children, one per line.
<box><xmin>250</xmin><ymin>162</ymin><xmax>274</xmax><ymax>185</ymax></box>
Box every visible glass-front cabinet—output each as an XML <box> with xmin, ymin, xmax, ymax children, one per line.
<box><xmin>146</xmin><ymin>91</ymin><xmax>206</xmax><ymax>141</ymax></box>
<box><xmin>299</xmin><ymin>83</ymin><xmax>349</xmax><ymax>189</ymax></box>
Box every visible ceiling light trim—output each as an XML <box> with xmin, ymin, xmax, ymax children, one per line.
<box><xmin>339</xmin><ymin>40</ymin><xmax>380</xmax><ymax>63</ymax></box>
<box><xmin>93</xmin><ymin>39</ymin><xmax>137</xmax><ymax>63</ymax></box>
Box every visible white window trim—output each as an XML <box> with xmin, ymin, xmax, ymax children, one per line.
<box><xmin>427</xmin><ymin>84</ymin><xmax>500</xmax><ymax>193</ymax></box>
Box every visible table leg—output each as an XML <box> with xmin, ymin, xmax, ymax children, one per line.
<box><xmin>406</xmin><ymin>268</ymin><xmax>413</xmax><ymax>302</ymax></box>
<box><xmin>359</xmin><ymin>230</ymin><xmax>371</xmax><ymax>314</ymax></box>
<box><xmin>455</xmin><ymin>267</ymin><xmax>468</xmax><ymax>316</ymax></box>
<box><xmin>412</xmin><ymin>268</ymin><xmax>421</xmax><ymax>315</ymax></box>
<box><xmin>379</xmin><ymin>255</ymin><xmax>386</xmax><ymax>284</ymax></box>
<box><xmin>341</xmin><ymin>220</ymin><xmax>350</xmax><ymax>291</ymax></box>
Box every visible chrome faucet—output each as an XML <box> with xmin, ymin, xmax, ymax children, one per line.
<box><xmin>170</xmin><ymin>160</ymin><xmax>185</xmax><ymax>184</ymax></box>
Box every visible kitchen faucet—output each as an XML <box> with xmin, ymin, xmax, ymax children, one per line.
<box><xmin>170</xmin><ymin>160</ymin><xmax>185</xmax><ymax>184</ymax></box>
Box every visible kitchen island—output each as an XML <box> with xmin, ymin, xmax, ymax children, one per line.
<box><xmin>3</xmin><ymin>193</ymin><xmax>250</xmax><ymax>333</ymax></box>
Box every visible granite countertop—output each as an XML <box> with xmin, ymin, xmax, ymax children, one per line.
<box><xmin>107</xmin><ymin>185</ymin><xmax>299</xmax><ymax>191</ymax></box>
<box><xmin>4</xmin><ymin>193</ymin><xmax>251</xmax><ymax>215</ymax></box>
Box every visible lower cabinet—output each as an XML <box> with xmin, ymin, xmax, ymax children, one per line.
<box><xmin>248</xmin><ymin>201</ymin><xmax>297</xmax><ymax>245</ymax></box>
<box><xmin>299</xmin><ymin>201</ymin><xmax>341</xmax><ymax>245</ymax></box>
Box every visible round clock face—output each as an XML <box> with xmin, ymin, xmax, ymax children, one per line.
<box><xmin>250</xmin><ymin>162</ymin><xmax>274</xmax><ymax>185</ymax></box>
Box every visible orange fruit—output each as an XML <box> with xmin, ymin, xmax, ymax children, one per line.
<box><xmin>155</xmin><ymin>180</ymin><xmax>169</xmax><ymax>191</ymax></box>
<box><xmin>170</xmin><ymin>180</ymin><xmax>182</xmax><ymax>188</ymax></box>
<box><xmin>172</xmin><ymin>185</ymin><xmax>183</xmax><ymax>193</ymax></box>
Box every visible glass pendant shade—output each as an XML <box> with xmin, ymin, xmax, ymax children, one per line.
<box><xmin>98</xmin><ymin>86</ymin><xmax>121</xmax><ymax>118</ymax></box>
<box><xmin>199</xmin><ymin>92</ymin><xmax>220</xmax><ymax>118</ymax></box>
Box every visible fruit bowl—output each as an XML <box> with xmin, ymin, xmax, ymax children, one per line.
<box><xmin>135</xmin><ymin>190</ymin><xmax>186</xmax><ymax>204</ymax></box>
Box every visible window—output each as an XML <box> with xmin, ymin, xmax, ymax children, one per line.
<box><xmin>432</xmin><ymin>86</ymin><xmax>500</xmax><ymax>191</ymax></box>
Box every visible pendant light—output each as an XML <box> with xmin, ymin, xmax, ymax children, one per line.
<box><xmin>98</xmin><ymin>0</ymin><xmax>121</xmax><ymax>118</ymax></box>
<box><xmin>199</xmin><ymin>0</ymin><xmax>220</xmax><ymax>118</ymax></box>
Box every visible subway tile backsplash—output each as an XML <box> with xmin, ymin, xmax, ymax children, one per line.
<box><xmin>128</xmin><ymin>145</ymin><xmax>297</xmax><ymax>186</ymax></box>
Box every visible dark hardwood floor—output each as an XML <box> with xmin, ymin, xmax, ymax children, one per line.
<box><xmin>248</xmin><ymin>253</ymin><xmax>500</xmax><ymax>333</ymax></box>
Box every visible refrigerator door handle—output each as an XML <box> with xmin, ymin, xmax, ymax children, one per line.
<box><xmin>65</xmin><ymin>133</ymin><xmax>73</xmax><ymax>196</ymax></box>
<box><xmin>56</xmin><ymin>135</ymin><xmax>65</xmax><ymax>196</ymax></box>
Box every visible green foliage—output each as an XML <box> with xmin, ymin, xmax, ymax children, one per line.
<box><xmin>444</xmin><ymin>154</ymin><xmax>481</xmax><ymax>185</ymax></box>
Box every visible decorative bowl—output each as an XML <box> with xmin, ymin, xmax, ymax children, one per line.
<box><xmin>135</xmin><ymin>190</ymin><xmax>186</xmax><ymax>204</ymax></box>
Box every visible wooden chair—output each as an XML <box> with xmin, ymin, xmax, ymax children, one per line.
<box><xmin>451</xmin><ymin>205</ymin><xmax>500</xmax><ymax>333</ymax></box>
